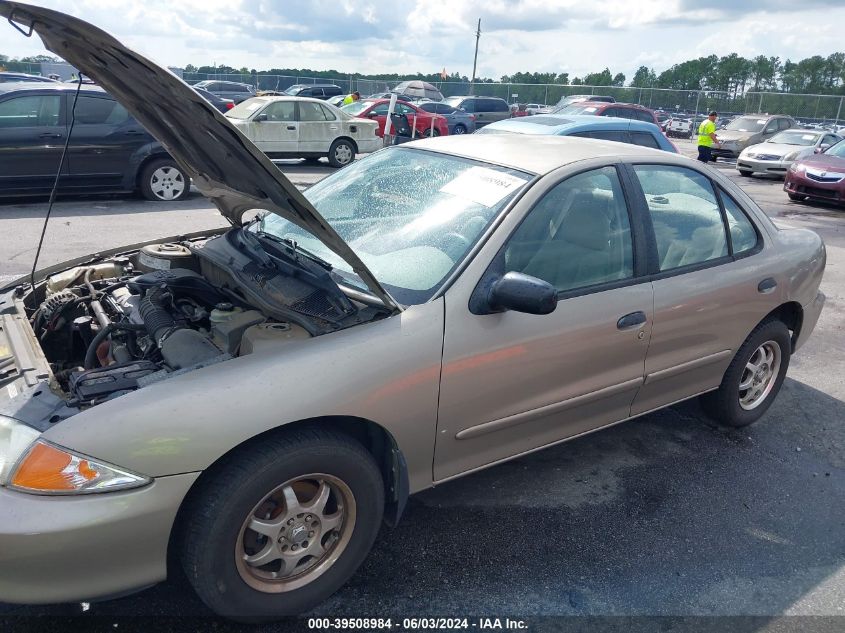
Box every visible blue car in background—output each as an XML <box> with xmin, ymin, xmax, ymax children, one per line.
<box><xmin>476</xmin><ymin>114</ymin><xmax>678</xmax><ymax>153</ymax></box>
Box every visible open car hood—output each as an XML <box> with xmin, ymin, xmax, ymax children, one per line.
<box><xmin>0</xmin><ymin>1</ymin><xmax>399</xmax><ymax>311</ymax></box>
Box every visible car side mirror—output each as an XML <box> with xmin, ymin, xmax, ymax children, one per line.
<box><xmin>488</xmin><ymin>272</ymin><xmax>557</xmax><ymax>315</ymax></box>
<box><xmin>254</xmin><ymin>113</ymin><xmax>268</xmax><ymax>122</ymax></box>
<box><xmin>817</xmin><ymin>144</ymin><xmax>830</xmax><ymax>153</ymax></box>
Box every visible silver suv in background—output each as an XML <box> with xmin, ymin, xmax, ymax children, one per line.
<box><xmin>442</xmin><ymin>95</ymin><xmax>511</xmax><ymax>127</ymax></box>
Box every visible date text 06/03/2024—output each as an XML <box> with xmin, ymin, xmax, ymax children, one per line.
<box><xmin>307</xmin><ymin>618</ymin><xmax>530</xmax><ymax>630</ymax></box>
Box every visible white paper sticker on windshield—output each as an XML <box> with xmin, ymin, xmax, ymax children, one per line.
<box><xmin>440</xmin><ymin>167</ymin><xmax>528</xmax><ymax>207</ymax></box>
<box><xmin>802</xmin><ymin>135</ymin><xmax>816</xmax><ymax>140</ymax></box>
<box><xmin>757</xmin><ymin>119</ymin><xmax>766</xmax><ymax>124</ymax></box>
<box><xmin>584</xmin><ymin>107</ymin><xmax>598</xmax><ymax>113</ymax></box>
<box><xmin>245</xmin><ymin>102</ymin><xmax>263</xmax><ymax>112</ymax></box>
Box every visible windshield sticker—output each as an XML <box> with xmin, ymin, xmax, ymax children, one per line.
<box><xmin>440</xmin><ymin>167</ymin><xmax>528</xmax><ymax>207</ymax></box>
<box><xmin>584</xmin><ymin>107</ymin><xmax>598</xmax><ymax>113</ymax></box>
<box><xmin>757</xmin><ymin>119</ymin><xmax>766</xmax><ymax>124</ymax></box>
<box><xmin>802</xmin><ymin>135</ymin><xmax>816</xmax><ymax>140</ymax></box>
<box><xmin>245</xmin><ymin>102</ymin><xmax>263</xmax><ymax>112</ymax></box>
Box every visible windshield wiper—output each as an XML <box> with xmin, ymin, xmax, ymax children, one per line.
<box><xmin>254</xmin><ymin>228</ymin><xmax>334</xmax><ymax>270</ymax></box>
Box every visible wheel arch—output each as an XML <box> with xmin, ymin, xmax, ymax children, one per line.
<box><xmin>134</xmin><ymin>151</ymin><xmax>178</xmax><ymax>190</ymax></box>
<box><xmin>332</xmin><ymin>136</ymin><xmax>358</xmax><ymax>154</ymax></box>
<box><xmin>762</xmin><ymin>301</ymin><xmax>804</xmax><ymax>352</ymax></box>
<box><xmin>167</xmin><ymin>415</ymin><xmax>408</xmax><ymax>566</ymax></box>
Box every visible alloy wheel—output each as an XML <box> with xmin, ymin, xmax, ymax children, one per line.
<box><xmin>235</xmin><ymin>474</ymin><xmax>356</xmax><ymax>593</ymax></box>
<box><xmin>738</xmin><ymin>340</ymin><xmax>781</xmax><ymax>411</ymax></box>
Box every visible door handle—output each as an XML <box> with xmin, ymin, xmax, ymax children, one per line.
<box><xmin>123</xmin><ymin>130</ymin><xmax>145</xmax><ymax>136</ymax></box>
<box><xmin>39</xmin><ymin>133</ymin><xmax>62</xmax><ymax>139</ymax></box>
<box><xmin>758</xmin><ymin>278</ymin><xmax>777</xmax><ymax>294</ymax></box>
<box><xmin>286</xmin><ymin>125</ymin><xmax>296</xmax><ymax>130</ymax></box>
<box><xmin>617</xmin><ymin>311</ymin><xmax>647</xmax><ymax>330</ymax></box>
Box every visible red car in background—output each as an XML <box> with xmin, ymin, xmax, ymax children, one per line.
<box><xmin>553</xmin><ymin>100</ymin><xmax>660</xmax><ymax>126</ymax></box>
<box><xmin>342</xmin><ymin>99</ymin><xmax>449</xmax><ymax>137</ymax></box>
<box><xmin>784</xmin><ymin>139</ymin><xmax>845</xmax><ymax>206</ymax></box>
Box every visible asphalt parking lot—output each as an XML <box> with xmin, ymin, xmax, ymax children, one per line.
<box><xmin>1</xmin><ymin>140</ymin><xmax>843</xmax><ymax>630</ymax></box>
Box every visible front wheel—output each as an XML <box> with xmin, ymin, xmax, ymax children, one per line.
<box><xmin>700</xmin><ymin>319</ymin><xmax>791</xmax><ymax>427</ymax></box>
<box><xmin>452</xmin><ymin>124</ymin><xmax>467</xmax><ymax>135</ymax></box>
<box><xmin>787</xmin><ymin>192</ymin><xmax>806</xmax><ymax>201</ymax></box>
<box><xmin>139</xmin><ymin>158</ymin><xmax>190</xmax><ymax>201</ymax></box>
<box><xmin>738</xmin><ymin>169</ymin><xmax>753</xmax><ymax>177</ymax></box>
<box><xmin>180</xmin><ymin>429</ymin><xmax>385</xmax><ymax>619</ymax></box>
<box><xmin>328</xmin><ymin>139</ymin><xmax>355</xmax><ymax>168</ymax></box>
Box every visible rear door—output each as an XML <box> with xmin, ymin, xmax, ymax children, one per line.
<box><xmin>0</xmin><ymin>92</ymin><xmax>67</xmax><ymax>193</ymax></box>
<box><xmin>65</xmin><ymin>93</ymin><xmax>144</xmax><ymax>189</ymax></box>
<box><xmin>625</xmin><ymin>163</ymin><xmax>776</xmax><ymax>415</ymax></box>
<box><xmin>297</xmin><ymin>101</ymin><xmax>339</xmax><ymax>152</ymax></box>
<box><xmin>251</xmin><ymin>100</ymin><xmax>298</xmax><ymax>154</ymax></box>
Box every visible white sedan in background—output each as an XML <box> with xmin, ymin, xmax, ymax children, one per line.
<box><xmin>737</xmin><ymin>129</ymin><xmax>843</xmax><ymax>177</ymax></box>
<box><xmin>226</xmin><ymin>96</ymin><xmax>381</xmax><ymax>167</ymax></box>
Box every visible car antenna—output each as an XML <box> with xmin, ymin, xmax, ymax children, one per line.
<box><xmin>30</xmin><ymin>73</ymin><xmax>85</xmax><ymax>291</ymax></box>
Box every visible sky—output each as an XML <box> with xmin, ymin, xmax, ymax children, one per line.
<box><xmin>4</xmin><ymin>0</ymin><xmax>845</xmax><ymax>81</ymax></box>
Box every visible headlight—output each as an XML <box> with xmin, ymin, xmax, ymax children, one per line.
<box><xmin>784</xmin><ymin>151</ymin><xmax>800</xmax><ymax>161</ymax></box>
<box><xmin>0</xmin><ymin>415</ymin><xmax>40</xmax><ymax>484</ymax></box>
<box><xmin>789</xmin><ymin>162</ymin><xmax>805</xmax><ymax>174</ymax></box>
<box><xmin>6</xmin><ymin>439</ymin><xmax>150</xmax><ymax>495</ymax></box>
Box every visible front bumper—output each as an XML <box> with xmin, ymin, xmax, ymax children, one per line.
<box><xmin>737</xmin><ymin>157</ymin><xmax>791</xmax><ymax>175</ymax></box>
<box><xmin>784</xmin><ymin>174</ymin><xmax>845</xmax><ymax>204</ymax></box>
<box><xmin>0</xmin><ymin>472</ymin><xmax>199</xmax><ymax>605</ymax></box>
<box><xmin>712</xmin><ymin>146</ymin><xmax>740</xmax><ymax>159</ymax></box>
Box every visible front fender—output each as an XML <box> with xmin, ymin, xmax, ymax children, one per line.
<box><xmin>42</xmin><ymin>300</ymin><xmax>445</xmax><ymax>494</ymax></box>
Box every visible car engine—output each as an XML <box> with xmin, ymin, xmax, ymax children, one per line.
<box><xmin>24</xmin><ymin>228</ymin><xmax>385</xmax><ymax>408</ymax></box>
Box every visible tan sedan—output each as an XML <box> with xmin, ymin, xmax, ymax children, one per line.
<box><xmin>0</xmin><ymin>2</ymin><xmax>826</xmax><ymax>620</ymax></box>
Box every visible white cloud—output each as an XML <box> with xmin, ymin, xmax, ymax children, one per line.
<box><xmin>4</xmin><ymin>0</ymin><xmax>845</xmax><ymax>80</ymax></box>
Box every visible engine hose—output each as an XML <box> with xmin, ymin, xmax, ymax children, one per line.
<box><xmin>83</xmin><ymin>322</ymin><xmax>146</xmax><ymax>369</ymax></box>
<box><xmin>139</xmin><ymin>288</ymin><xmax>177</xmax><ymax>345</ymax></box>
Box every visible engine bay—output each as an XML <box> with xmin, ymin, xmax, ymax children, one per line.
<box><xmin>20</xmin><ymin>228</ymin><xmax>388</xmax><ymax>409</ymax></box>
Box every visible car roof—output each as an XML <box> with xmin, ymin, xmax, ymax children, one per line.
<box><xmin>444</xmin><ymin>95</ymin><xmax>505</xmax><ymax>101</ymax></box>
<box><xmin>242</xmin><ymin>95</ymin><xmax>335</xmax><ymax>105</ymax></box>
<box><xmin>408</xmin><ymin>133</ymin><xmax>667</xmax><ymax>175</ymax></box>
<box><xmin>0</xmin><ymin>81</ymin><xmax>104</xmax><ymax>95</ymax></box>
<box><xmin>482</xmin><ymin>114</ymin><xmax>661</xmax><ymax>135</ymax></box>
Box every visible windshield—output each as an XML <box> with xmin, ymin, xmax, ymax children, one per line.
<box><xmin>283</xmin><ymin>85</ymin><xmax>304</xmax><ymax>95</ymax></box>
<box><xmin>768</xmin><ymin>130</ymin><xmax>820</xmax><ymax>146</ymax></box>
<box><xmin>257</xmin><ymin>148</ymin><xmax>531</xmax><ymax>304</ymax></box>
<box><xmin>725</xmin><ymin>117</ymin><xmax>767</xmax><ymax>132</ymax></box>
<box><xmin>826</xmin><ymin>140</ymin><xmax>845</xmax><ymax>157</ymax></box>
<box><xmin>226</xmin><ymin>98</ymin><xmax>268</xmax><ymax>119</ymax></box>
<box><xmin>442</xmin><ymin>97</ymin><xmax>465</xmax><ymax>108</ymax></box>
<box><xmin>340</xmin><ymin>101</ymin><xmax>369</xmax><ymax>116</ymax></box>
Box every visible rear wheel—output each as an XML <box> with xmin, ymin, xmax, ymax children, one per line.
<box><xmin>452</xmin><ymin>124</ymin><xmax>467</xmax><ymax>135</ymax></box>
<box><xmin>327</xmin><ymin>139</ymin><xmax>355</xmax><ymax>168</ymax></box>
<box><xmin>787</xmin><ymin>192</ymin><xmax>806</xmax><ymax>201</ymax></box>
<box><xmin>180</xmin><ymin>429</ymin><xmax>384</xmax><ymax>619</ymax></box>
<box><xmin>139</xmin><ymin>158</ymin><xmax>190</xmax><ymax>201</ymax></box>
<box><xmin>700</xmin><ymin>319</ymin><xmax>791</xmax><ymax>427</ymax></box>
<box><xmin>738</xmin><ymin>169</ymin><xmax>753</xmax><ymax>177</ymax></box>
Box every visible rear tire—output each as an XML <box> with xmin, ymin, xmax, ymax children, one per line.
<box><xmin>738</xmin><ymin>169</ymin><xmax>753</xmax><ymax>177</ymax></box>
<box><xmin>179</xmin><ymin>429</ymin><xmax>384</xmax><ymax>620</ymax></box>
<box><xmin>700</xmin><ymin>319</ymin><xmax>791</xmax><ymax>428</ymax></box>
<box><xmin>328</xmin><ymin>139</ymin><xmax>355</xmax><ymax>168</ymax></box>
<box><xmin>452</xmin><ymin>124</ymin><xmax>467</xmax><ymax>135</ymax></box>
<box><xmin>139</xmin><ymin>158</ymin><xmax>190</xmax><ymax>201</ymax></box>
<box><xmin>787</xmin><ymin>192</ymin><xmax>806</xmax><ymax>201</ymax></box>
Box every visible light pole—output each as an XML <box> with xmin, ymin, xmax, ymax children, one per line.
<box><xmin>469</xmin><ymin>18</ymin><xmax>481</xmax><ymax>96</ymax></box>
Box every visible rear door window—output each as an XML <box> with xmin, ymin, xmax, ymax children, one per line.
<box><xmin>719</xmin><ymin>189</ymin><xmax>758</xmax><ymax>255</ymax></box>
<box><xmin>633</xmin><ymin>165</ymin><xmax>728</xmax><ymax>271</ymax></box>
<box><xmin>299</xmin><ymin>101</ymin><xmax>330</xmax><ymax>121</ymax></box>
<box><xmin>630</xmin><ymin>131</ymin><xmax>661</xmax><ymax>149</ymax></box>
<box><xmin>73</xmin><ymin>95</ymin><xmax>129</xmax><ymax>125</ymax></box>
<box><xmin>571</xmin><ymin>130</ymin><xmax>629</xmax><ymax>143</ymax></box>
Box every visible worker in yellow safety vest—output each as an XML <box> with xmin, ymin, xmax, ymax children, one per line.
<box><xmin>697</xmin><ymin>111</ymin><xmax>720</xmax><ymax>163</ymax></box>
<box><xmin>342</xmin><ymin>91</ymin><xmax>360</xmax><ymax>106</ymax></box>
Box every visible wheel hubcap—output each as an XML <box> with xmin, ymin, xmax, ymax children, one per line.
<box><xmin>335</xmin><ymin>144</ymin><xmax>352</xmax><ymax>164</ymax></box>
<box><xmin>150</xmin><ymin>166</ymin><xmax>185</xmax><ymax>201</ymax></box>
<box><xmin>738</xmin><ymin>340</ymin><xmax>781</xmax><ymax>410</ymax></box>
<box><xmin>235</xmin><ymin>474</ymin><xmax>355</xmax><ymax>593</ymax></box>
<box><xmin>454</xmin><ymin>126</ymin><xmax>465</xmax><ymax>134</ymax></box>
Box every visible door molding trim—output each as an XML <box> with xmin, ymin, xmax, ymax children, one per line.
<box><xmin>455</xmin><ymin>377</ymin><xmax>644</xmax><ymax>440</ymax></box>
<box><xmin>643</xmin><ymin>349</ymin><xmax>733</xmax><ymax>385</ymax></box>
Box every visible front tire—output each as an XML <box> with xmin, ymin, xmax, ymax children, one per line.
<box><xmin>180</xmin><ymin>429</ymin><xmax>384</xmax><ymax>619</ymax></box>
<box><xmin>139</xmin><ymin>158</ymin><xmax>190</xmax><ymax>201</ymax></box>
<box><xmin>328</xmin><ymin>139</ymin><xmax>355</xmax><ymax>168</ymax></box>
<box><xmin>738</xmin><ymin>169</ymin><xmax>753</xmax><ymax>177</ymax></box>
<box><xmin>452</xmin><ymin>124</ymin><xmax>467</xmax><ymax>135</ymax></box>
<box><xmin>700</xmin><ymin>319</ymin><xmax>791</xmax><ymax>427</ymax></box>
<box><xmin>787</xmin><ymin>192</ymin><xmax>806</xmax><ymax>201</ymax></box>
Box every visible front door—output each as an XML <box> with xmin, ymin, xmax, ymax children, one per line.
<box><xmin>0</xmin><ymin>93</ymin><xmax>67</xmax><ymax>194</ymax></box>
<box><xmin>252</xmin><ymin>101</ymin><xmax>298</xmax><ymax>155</ymax></box>
<box><xmin>435</xmin><ymin>165</ymin><xmax>653</xmax><ymax>481</ymax></box>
